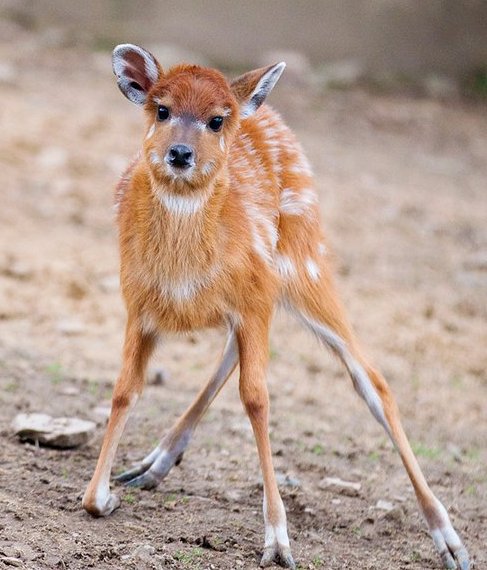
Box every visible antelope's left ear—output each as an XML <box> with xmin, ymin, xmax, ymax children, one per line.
<box><xmin>231</xmin><ymin>62</ymin><xmax>286</xmax><ymax>119</ymax></box>
<box><xmin>112</xmin><ymin>43</ymin><xmax>163</xmax><ymax>105</ymax></box>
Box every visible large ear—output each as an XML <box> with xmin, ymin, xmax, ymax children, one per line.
<box><xmin>112</xmin><ymin>44</ymin><xmax>162</xmax><ymax>105</ymax></box>
<box><xmin>231</xmin><ymin>62</ymin><xmax>286</xmax><ymax>118</ymax></box>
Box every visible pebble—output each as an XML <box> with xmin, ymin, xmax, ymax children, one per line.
<box><xmin>0</xmin><ymin>557</ymin><xmax>23</xmax><ymax>567</ymax></box>
<box><xmin>463</xmin><ymin>251</ymin><xmax>487</xmax><ymax>272</ymax></box>
<box><xmin>60</xmin><ymin>386</ymin><xmax>80</xmax><ymax>396</ymax></box>
<box><xmin>12</xmin><ymin>413</ymin><xmax>96</xmax><ymax>448</ymax></box>
<box><xmin>36</xmin><ymin>147</ymin><xmax>68</xmax><ymax>170</ymax></box>
<box><xmin>0</xmin><ymin>63</ymin><xmax>17</xmax><ymax>86</ymax></box>
<box><xmin>91</xmin><ymin>404</ymin><xmax>111</xmax><ymax>423</ymax></box>
<box><xmin>375</xmin><ymin>499</ymin><xmax>394</xmax><ymax>512</ymax></box>
<box><xmin>99</xmin><ymin>274</ymin><xmax>119</xmax><ymax>292</ymax></box>
<box><xmin>319</xmin><ymin>476</ymin><xmax>361</xmax><ymax>496</ymax></box>
<box><xmin>56</xmin><ymin>319</ymin><xmax>85</xmax><ymax>336</ymax></box>
<box><xmin>276</xmin><ymin>472</ymin><xmax>301</xmax><ymax>488</ymax></box>
<box><xmin>147</xmin><ymin>366</ymin><xmax>169</xmax><ymax>386</ymax></box>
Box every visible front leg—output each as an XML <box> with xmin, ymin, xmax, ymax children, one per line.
<box><xmin>237</xmin><ymin>313</ymin><xmax>295</xmax><ymax>569</ymax></box>
<box><xmin>82</xmin><ymin>314</ymin><xmax>156</xmax><ymax>517</ymax></box>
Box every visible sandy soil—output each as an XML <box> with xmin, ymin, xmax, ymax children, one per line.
<box><xmin>1</xmin><ymin>29</ymin><xmax>486</xmax><ymax>570</ymax></box>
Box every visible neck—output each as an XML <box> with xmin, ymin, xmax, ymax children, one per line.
<box><xmin>142</xmin><ymin>170</ymin><xmax>229</xmax><ymax>276</ymax></box>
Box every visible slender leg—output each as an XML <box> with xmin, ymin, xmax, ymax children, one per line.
<box><xmin>237</xmin><ymin>314</ymin><xmax>295</xmax><ymax>570</ymax></box>
<box><xmin>115</xmin><ymin>330</ymin><xmax>239</xmax><ymax>488</ymax></box>
<box><xmin>82</xmin><ymin>315</ymin><xmax>156</xmax><ymax>517</ymax></box>
<box><xmin>286</xmin><ymin>269</ymin><xmax>470</xmax><ymax>570</ymax></box>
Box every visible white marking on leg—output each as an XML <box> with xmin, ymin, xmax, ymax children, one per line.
<box><xmin>263</xmin><ymin>494</ymin><xmax>290</xmax><ymax>548</ymax></box>
<box><xmin>290</xmin><ymin>307</ymin><xmax>391</xmax><ymax>436</ymax></box>
<box><xmin>305</xmin><ymin>258</ymin><xmax>320</xmax><ymax>281</ymax></box>
<box><xmin>429</xmin><ymin>497</ymin><xmax>463</xmax><ymax>550</ymax></box>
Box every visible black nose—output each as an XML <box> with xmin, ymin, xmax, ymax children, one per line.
<box><xmin>167</xmin><ymin>144</ymin><xmax>194</xmax><ymax>168</ymax></box>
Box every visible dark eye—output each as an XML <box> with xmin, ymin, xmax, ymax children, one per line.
<box><xmin>208</xmin><ymin>116</ymin><xmax>223</xmax><ymax>132</ymax></box>
<box><xmin>157</xmin><ymin>105</ymin><xmax>169</xmax><ymax>121</ymax></box>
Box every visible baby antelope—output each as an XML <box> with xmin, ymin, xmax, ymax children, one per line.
<box><xmin>82</xmin><ymin>43</ymin><xmax>470</xmax><ymax>570</ymax></box>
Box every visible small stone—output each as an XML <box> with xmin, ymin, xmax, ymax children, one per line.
<box><xmin>275</xmin><ymin>472</ymin><xmax>301</xmax><ymax>488</ymax></box>
<box><xmin>0</xmin><ymin>557</ymin><xmax>23</xmax><ymax>567</ymax></box>
<box><xmin>133</xmin><ymin>544</ymin><xmax>156</xmax><ymax>560</ymax></box>
<box><xmin>99</xmin><ymin>275</ymin><xmax>119</xmax><ymax>292</ymax></box>
<box><xmin>60</xmin><ymin>386</ymin><xmax>80</xmax><ymax>396</ymax></box>
<box><xmin>319</xmin><ymin>476</ymin><xmax>361</xmax><ymax>497</ymax></box>
<box><xmin>147</xmin><ymin>366</ymin><xmax>168</xmax><ymax>386</ymax></box>
<box><xmin>379</xmin><ymin>506</ymin><xmax>405</xmax><ymax>524</ymax></box>
<box><xmin>36</xmin><ymin>147</ymin><xmax>68</xmax><ymax>169</ymax></box>
<box><xmin>12</xmin><ymin>413</ymin><xmax>96</xmax><ymax>448</ymax></box>
<box><xmin>92</xmin><ymin>404</ymin><xmax>111</xmax><ymax>423</ymax></box>
<box><xmin>3</xmin><ymin>261</ymin><xmax>32</xmax><ymax>280</ymax></box>
<box><xmin>56</xmin><ymin>319</ymin><xmax>85</xmax><ymax>336</ymax></box>
<box><xmin>375</xmin><ymin>500</ymin><xmax>394</xmax><ymax>512</ymax></box>
<box><xmin>463</xmin><ymin>252</ymin><xmax>487</xmax><ymax>272</ymax></box>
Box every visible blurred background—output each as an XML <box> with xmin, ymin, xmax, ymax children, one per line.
<box><xmin>0</xmin><ymin>2</ymin><xmax>486</xmax><ymax>569</ymax></box>
<box><xmin>3</xmin><ymin>0</ymin><xmax>487</xmax><ymax>95</ymax></box>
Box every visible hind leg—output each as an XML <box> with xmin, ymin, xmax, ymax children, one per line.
<box><xmin>115</xmin><ymin>330</ymin><xmax>239</xmax><ymax>488</ymax></box>
<box><xmin>283</xmin><ymin>266</ymin><xmax>470</xmax><ymax>570</ymax></box>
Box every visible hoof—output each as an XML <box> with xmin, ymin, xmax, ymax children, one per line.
<box><xmin>260</xmin><ymin>544</ymin><xmax>296</xmax><ymax>569</ymax></box>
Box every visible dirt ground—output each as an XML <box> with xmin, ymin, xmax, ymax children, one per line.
<box><xmin>1</xmin><ymin>26</ymin><xmax>486</xmax><ymax>570</ymax></box>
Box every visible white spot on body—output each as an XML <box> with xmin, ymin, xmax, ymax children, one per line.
<box><xmin>154</xmin><ymin>263</ymin><xmax>220</xmax><ymax>304</ymax></box>
<box><xmin>274</xmin><ymin>253</ymin><xmax>297</xmax><ymax>280</ymax></box>
<box><xmin>305</xmin><ymin>258</ymin><xmax>320</xmax><ymax>281</ymax></box>
<box><xmin>140</xmin><ymin>312</ymin><xmax>158</xmax><ymax>336</ymax></box>
<box><xmin>318</xmin><ymin>242</ymin><xmax>327</xmax><ymax>256</ymax></box>
<box><xmin>219</xmin><ymin>136</ymin><xmax>226</xmax><ymax>152</ymax></box>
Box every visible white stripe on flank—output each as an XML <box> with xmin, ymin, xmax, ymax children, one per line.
<box><xmin>279</xmin><ymin>187</ymin><xmax>317</xmax><ymax>216</ymax></box>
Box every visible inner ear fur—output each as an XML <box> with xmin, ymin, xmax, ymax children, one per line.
<box><xmin>231</xmin><ymin>62</ymin><xmax>286</xmax><ymax>118</ymax></box>
<box><xmin>112</xmin><ymin>44</ymin><xmax>162</xmax><ymax>105</ymax></box>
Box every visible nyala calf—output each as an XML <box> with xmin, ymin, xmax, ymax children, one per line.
<box><xmin>82</xmin><ymin>44</ymin><xmax>470</xmax><ymax>570</ymax></box>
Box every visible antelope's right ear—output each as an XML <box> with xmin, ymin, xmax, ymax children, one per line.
<box><xmin>112</xmin><ymin>44</ymin><xmax>162</xmax><ymax>105</ymax></box>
